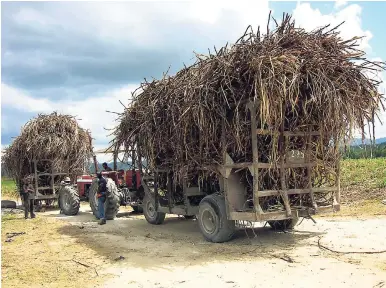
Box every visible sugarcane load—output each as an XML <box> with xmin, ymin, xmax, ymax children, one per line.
<box><xmin>111</xmin><ymin>13</ymin><xmax>385</xmax><ymax>243</ymax></box>
<box><xmin>2</xmin><ymin>112</ymin><xmax>93</xmax><ymax>216</ymax></box>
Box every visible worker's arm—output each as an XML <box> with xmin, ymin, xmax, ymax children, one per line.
<box><xmin>97</xmin><ymin>178</ymin><xmax>107</xmax><ymax>198</ymax></box>
<box><xmin>27</xmin><ymin>184</ymin><xmax>34</xmax><ymax>193</ymax></box>
<box><xmin>21</xmin><ymin>184</ymin><xmax>28</xmax><ymax>195</ymax></box>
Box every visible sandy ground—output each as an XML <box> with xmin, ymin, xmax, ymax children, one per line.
<box><xmin>2</xmin><ymin>202</ymin><xmax>386</xmax><ymax>288</ymax></box>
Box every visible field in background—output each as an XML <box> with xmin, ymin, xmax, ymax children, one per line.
<box><xmin>341</xmin><ymin>158</ymin><xmax>386</xmax><ymax>190</ymax></box>
<box><xmin>1</xmin><ymin>177</ymin><xmax>19</xmax><ymax>200</ymax></box>
<box><xmin>2</xmin><ymin>158</ymin><xmax>385</xmax><ymax>215</ymax></box>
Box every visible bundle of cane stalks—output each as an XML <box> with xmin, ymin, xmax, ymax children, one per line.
<box><xmin>3</xmin><ymin>112</ymin><xmax>93</xmax><ymax>184</ymax></box>
<box><xmin>112</xmin><ymin>13</ymin><xmax>385</xmax><ymax>208</ymax></box>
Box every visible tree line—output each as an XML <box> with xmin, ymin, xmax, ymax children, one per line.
<box><xmin>342</xmin><ymin>142</ymin><xmax>386</xmax><ymax>159</ymax></box>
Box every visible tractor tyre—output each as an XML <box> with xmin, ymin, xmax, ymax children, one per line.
<box><xmin>197</xmin><ymin>194</ymin><xmax>235</xmax><ymax>243</ymax></box>
<box><xmin>89</xmin><ymin>178</ymin><xmax>120</xmax><ymax>220</ymax></box>
<box><xmin>267</xmin><ymin>218</ymin><xmax>299</xmax><ymax>231</ymax></box>
<box><xmin>58</xmin><ymin>185</ymin><xmax>80</xmax><ymax>216</ymax></box>
<box><xmin>143</xmin><ymin>194</ymin><xmax>165</xmax><ymax>225</ymax></box>
<box><xmin>1</xmin><ymin>200</ymin><xmax>17</xmax><ymax>209</ymax></box>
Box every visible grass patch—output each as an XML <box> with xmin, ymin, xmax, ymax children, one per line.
<box><xmin>1</xmin><ymin>177</ymin><xmax>18</xmax><ymax>199</ymax></box>
<box><xmin>318</xmin><ymin>199</ymin><xmax>386</xmax><ymax>218</ymax></box>
<box><xmin>341</xmin><ymin>158</ymin><xmax>386</xmax><ymax>189</ymax></box>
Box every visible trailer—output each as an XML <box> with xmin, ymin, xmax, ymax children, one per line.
<box><xmin>18</xmin><ymin>159</ymin><xmax>80</xmax><ymax>215</ymax></box>
<box><xmin>129</xmin><ymin>101</ymin><xmax>341</xmax><ymax>243</ymax></box>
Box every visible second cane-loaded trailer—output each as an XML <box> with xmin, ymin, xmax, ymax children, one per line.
<box><xmin>129</xmin><ymin>101</ymin><xmax>341</xmax><ymax>243</ymax></box>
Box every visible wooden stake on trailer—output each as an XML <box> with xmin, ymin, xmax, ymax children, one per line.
<box><xmin>51</xmin><ymin>160</ymin><xmax>55</xmax><ymax>195</ymax></box>
<box><xmin>34</xmin><ymin>159</ymin><xmax>38</xmax><ymax>199</ymax></box>
<box><xmin>247</xmin><ymin>101</ymin><xmax>263</xmax><ymax>217</ymax></box>
<box><xmin>306</xmin><ymin>126</ymin><xmax>317</xmax><ymax>209</ymax></box>
<box><xmin>113</xmin><ymin>143</ymin><xmax>118</xmax><ymax>171</ymax></box>
<box><xmin>88</xmin><ymin>132</ymin><xmax>98</xmax><ymax>173</ymax></box>
<box><xmin>221</xmin><ymin>115</ymin><xmax>231</xmax><ymax>216</ymax></box>
<box><xmin>334</xmin><ymin>136</ymin><xmax>341</xmax><ymax>207</ymax></box>
<box><xmin>279</xmin><ymin>102</ymin><xmax>292</xmax><ymax>217</ymax></box>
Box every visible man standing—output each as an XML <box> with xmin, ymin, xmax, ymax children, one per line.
<box><xmin>21</xmin><ymin>176</ymin><xmax>36</xmax><ymax>219</ymax></box>
<box><xmin>102</xmin><ymin>162</ymin><xmax>113</xmax><ymax>171</ymax></box>
<box><xmin>97</xmin><ymin>172</ymin><xmax>107</xmax><ymax>225</ymax></box>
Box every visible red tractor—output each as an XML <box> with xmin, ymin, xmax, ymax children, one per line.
<box><xmin>75</xmin><ymin>148</ymin><xmax>144</xmax><ymax>218</ymax></box>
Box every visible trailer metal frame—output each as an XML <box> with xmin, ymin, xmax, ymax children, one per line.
<box><xmin>136</xmin><ymin>101</ymin><xmax>341</xmax><ymax>242</ymax></box>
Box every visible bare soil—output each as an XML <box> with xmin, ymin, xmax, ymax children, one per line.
<box><xmin>2</xmin><ymin>202</ymin><xmax>386</xmax><ymax>288</ymax></box>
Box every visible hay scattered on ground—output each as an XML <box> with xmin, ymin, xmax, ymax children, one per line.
<box><xmin>113</xmin><ymin>14</ymin><xmax>385</xmax><ymax>210</ymax></box>
<box><xmin>2</xmin><ymin>112</ymin><xmax>93</xmax><ymax>186</ymax></box>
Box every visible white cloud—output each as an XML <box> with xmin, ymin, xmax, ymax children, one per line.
<box><xmin>8</xmin><ymin>1</ymin><xmax>270</xmax><ymax>49</ymax></box>
<box><xmin>2</xmin><ymin>0</ymin><xmax>385</xmax><ymax>154</ymax></box>
<box><xmin>292</xmin><ymin>3</ymin><xmax>372</xmax><ymax>51</ymax></box>
<box><xmin>1</xmin><ymin>82</ymin><xmax>136</xmax><ymax>146</ymax></box>
<box><xmin>334</xmin><ymin>0</ymin><xmax>348</xmax><ymax>9</ymax></box>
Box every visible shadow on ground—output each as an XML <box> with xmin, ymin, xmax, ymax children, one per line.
<box><xmin>49</xmin><ymin>205</ymin><xmax>325</xmax><ymax>269</ymax></box>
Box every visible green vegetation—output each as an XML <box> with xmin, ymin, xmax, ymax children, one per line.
<box><xmin>343</xmin><ymin>143</ymin><xmax>386</xmax><ymax>159</ymax></box>
<box><xmin>341</xmin><ymin>158</ymin><xmax>386</xmax><ymax>189</ymax></box>
<box><xmin>1</xmin><ymin>177</ymin><xmax>19</xmax><ymax>199</ymax></box>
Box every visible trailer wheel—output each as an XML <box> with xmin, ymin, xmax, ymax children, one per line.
<box><xmin>267</xmin><ymin>218</ymin><xmax>299</xmax><ymax>230</ymax></box>
<box><xmin>89</xmin><ymin>178</ymin><xmax>120</xmax><ymax>220</ymax></box>
<box><xmin>143</xmin><ymin>194</ymin><xmax>165</xmax><ymax>225</ymax></box>
<box><xmin>198</xmin><ymin>194</ymin><xmax>235</xmax><ymax>243</ymax></box>
<box><xmin>131</xmin><ymin>205</ymin><xmax>143</xmax><ymax>213</ymax></box>
<box><xmin>59</xmin><ymin>186</ymin><xmax>80</xmax><ymax>216</ymax></box>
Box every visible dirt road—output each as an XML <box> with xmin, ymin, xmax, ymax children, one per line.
<box><xmin>2</xmin><ymin>203</ymin><xmax>386</xmax><ymax>288</ymax></box>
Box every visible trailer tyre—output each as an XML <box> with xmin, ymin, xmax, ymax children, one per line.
<box><xmin>143</xmin><ymin>194</ymin><xmax>165</xmax><ymax>225</ymax></box>
<box><xmin>267</xmin><ymin>218</ymin><xmax>299</xmax><ymax>230</ymax></box>
<box><xmin>131</xmin><ymin>205</ymin><xmax>143</xmax><ymax>213</ymax></box>
<box><xmin>198</xmin><ymin>194</ymin><xmax>235</xmax><ymax>243</ymax></box>
<box><xmin>89</xmin><ymin>178</ymin><xmax>120</xmax><ymax>220</ymax></box>
<box><xmin>58</xmin><ymin>186</ymin><xmax>80</xmax><ymax>216</ymax></box>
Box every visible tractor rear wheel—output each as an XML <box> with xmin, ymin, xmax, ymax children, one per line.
<box><xmin>143</xmin><ymin>194</ymin><xmax>165</xmax><ymax>225</ymax></box>
<box><xmin>89</xmin><ymin>178</ymin><xmax>120</xmax><ymax>220</ymax></box>
<box><xmin>58</xmin><ymin>186</ymin><xmax>80</xmax><ymax>216</ymax></box>
<box><xmin>267</xmin><ymin>218</ymin><xmax>299</xmax><ymax>230</ymax></box>
<box><xmin>197</xmin><ymin>194</ymin><xmax>235</xmax><ymax>243</ymax></box>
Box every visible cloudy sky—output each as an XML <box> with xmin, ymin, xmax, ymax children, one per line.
<box><xmin>1</xmin><ymin>0</ymin><xmax>386</xmax><ymax>163</ymax></box>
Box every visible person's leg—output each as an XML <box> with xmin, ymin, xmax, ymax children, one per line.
<box><xmin>98</xmin><ymin>196</ymin><xmax>106</xmax><ymax>225</ymax></box>
<box><xmin>23</xmin><ymin>194</ymin><xmax>29</xmax><ymax>219</ymax></box>
<box><xmin>30</xmin><ymin>198</ymin><xmax>35</xmax><ymax>218</ymax></box>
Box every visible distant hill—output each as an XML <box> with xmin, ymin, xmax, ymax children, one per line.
<box><xmin>88</xmin><ymin>160</ymin><xmax>148</xmax><ymax>173</ymax></box>
<box><xmin>350</xmin><ymin>137</ymin><xmax>386</xmax><ymax>146</ymax></box>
